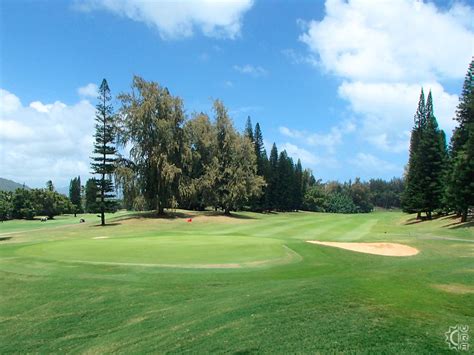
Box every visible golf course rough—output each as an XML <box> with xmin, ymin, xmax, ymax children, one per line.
<box><xmin>0</xmin><ymin>210</ymin><xmax>473</xmax><ymax>353</ymax></box>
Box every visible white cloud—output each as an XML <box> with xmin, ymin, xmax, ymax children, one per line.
<box><xmin>338</xmin><ymin>81</ymin><xmax>459</xmax><ymax>152</ymax></box>
<box><xmin>299</xmin><ymin>0</ymin><xmax>474</xmax><ymax>153</ymax></box>
<box><xmin>281</xmin><ymin>142</ymin><xmax>339</xmax><ymax>168</ymax></box>
<box><xmin>233</xmin><ymin>64</ymin><xmax>268</xmax><ymax>77</ymax></box>
<box><xmin>76</xmin><ymin>0</ymin><xmax>254</xmax><ymax>39</ymax></box>
<box><xmin>350</xmin><ymin>153</ymin><xmax>400</xmax><ymax>174</ymax></box>
<box><xmin>279</xmin><ymin>120</ymin><xmax>355</xmax><ymax>153</ymax></box>
<box><xmin>0</xmin><ymin>88</ymin><xmax>96</xmax><ymax>187</ymax></box>
<box><xmin>77</xmin><ymin>83</ymin><xmax>98</xmax><ymax>98</ymax></box>
<box><xmin>299</xmin><ymin>0</ymin><xmax>473</xmax><ymax>82</ymax></box>
<box><xmin>0</xmin><ymin>89</ymin><xmax>22</xmax><ymax>114</ymax></box>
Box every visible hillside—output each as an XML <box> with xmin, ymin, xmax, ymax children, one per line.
<box><xmin>0</xmin><ymin>177</ymin><xmax>29</xmax><ymax>192</ymax></box>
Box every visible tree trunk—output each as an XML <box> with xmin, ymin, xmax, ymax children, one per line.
<box><xmin>157</xmin><ymin>199</ymin><xmax>165</xmax><ymax>216</ymax></box>
<box><xmin>416</xmin><ymin>212</ymin><xmax>421</xmax><ymax>220</ymax></box>
<box><xmin>224</xmin><ymin>207</ymin><xmax>231</xmax><ymax>216</ymax></box>
<box><xmin>461</xmin><ymin>209</ymin><xmax>468</xmax><ymax>223</ymax></box>
<box><xmin>426</xmin><ymin>211</ymin><xmax>432</xmax><ymax>220</ymax></box>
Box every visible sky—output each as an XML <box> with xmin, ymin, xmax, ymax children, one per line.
<box><xmin>0</xmin><ymin>0</ymin><xmax>473</xmax><ymax>188</ymax></box>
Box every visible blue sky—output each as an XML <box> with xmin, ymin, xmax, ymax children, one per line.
<box><xmin>1</xmin><ymin>0</ymin><xmax>473</xmax><ymax>188</ymax></box>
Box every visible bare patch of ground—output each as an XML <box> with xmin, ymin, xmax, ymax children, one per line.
<box><xmin>433</xmin><ymin>284</ymin><xmax>474</xmax><ymax>294</ymax></box>
<box><xmin>307</xmin><ymin>241</ymin><xmax>419</xmax><ymax>256</ymax></box>
<box><xmin>92</xmin><ymin>236</ymin><xmax>109</xmax><ymax>239</ymax></box>
<box><xmin>118</xmin><ymin>212</ymin><xmax>253</xmax><ymax>226</ymax></box>
<box><xmin>191</xmin><ymin>215</ymin><xmax>251</xmax><ymax>224</ymax></box>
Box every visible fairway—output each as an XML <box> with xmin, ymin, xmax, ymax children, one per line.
<box><xmin>1</xmin><ymin>211</ymin><xmax>473</xmax><ymax>353</ymax></box>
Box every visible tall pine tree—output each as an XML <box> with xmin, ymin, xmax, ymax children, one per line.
<box><xmin>249</xmin><ymin>122</ymin><xmax>268</xmax><ymax>211</ymax></box>
<box><xmin>69</xmin><ymin>176</ymin><xmax>82</xmax><ymax>216</ymax></box>
<box><xmin>402</xmin><ymin>89</ymin><xmax>425</xmax><ymax>218</ymax></box>
<box><xmin>266</xmin><ymin>143</ymin><xmax>279</xmax><ymax>210</ymax></box>
<box><xmin>417</xmin><ymin>91</ymin><xmax>447</xmax><ymax>218</ymax></box>
<box><xmin>447</xmin><ymin>58</ymin><xmax>474</xmax><ymax>221</ymax></box>
<box><xmin>244</xmin><ymin>116</ymin><xmax>254</xmax><ymax>142</ymax></box>
<box><xmin>91</xmin><ymin>79</ymin><xmax>117</xmax><ymax>226</ymax></box>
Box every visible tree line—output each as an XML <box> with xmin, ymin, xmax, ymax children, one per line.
<box><xmin>88</xmin><ymin>76</ymin><xmax>408</xmax><ymax>224</ymax></box>
<box><xmin>402</xmin><ymin>58</ymin><xmax>473</xmax><ymax>222</ymax></box>
<box><xmin>0</xmin><ymin>181</ymin><xmax>73</xmax><ymax>221</ymax></box>
<box><xmin>4</xmin><ymin>60</ymin><xmax>471</xmax><ymax>224</ymax></box>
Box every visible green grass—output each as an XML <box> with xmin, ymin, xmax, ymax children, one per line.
<box><xmin>0</xmin><ymin>210</ymin><xmax>473</xmax><ymax>353</ymax></box>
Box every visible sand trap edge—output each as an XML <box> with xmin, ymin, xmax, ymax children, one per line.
<box><xmin>306</xmin><ymin>241</ymin><xmax>419</xmax><ymax>257</ymax></box>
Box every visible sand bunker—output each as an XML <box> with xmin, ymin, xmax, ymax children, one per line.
<box><xmin>307</xmin><ymin>241</ymin><xmax>419</xmax><ymax>257</ymax></box>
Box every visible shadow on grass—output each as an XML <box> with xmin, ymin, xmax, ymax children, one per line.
<box><xmin>444</xmin><ymin>218</ymin><xmax>474</xmax><ymax>230</ymax></box>
<box><xmin>111</xmin><ymin>209</ymin><xmax>258</xmax><ymax>222</ymax></box>
<box><xmin>92</xmin><ymin>222</ymin><xmax>122</xmax><ymax>227</ymax></box>
<box><xmin>404</xmin><ymin>214</ymin><xmax>449</xmax><ymax>225</ymax></box>
<box><xmin>0</xmin><ymin>236</ymin><xmax>12</xmax><ymax>241</ymax></box>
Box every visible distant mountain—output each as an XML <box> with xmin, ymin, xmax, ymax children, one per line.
<box><xmin>0</xmin><ymin>178</ymin><xmax>29</xmax><ymax>192</ymax></box>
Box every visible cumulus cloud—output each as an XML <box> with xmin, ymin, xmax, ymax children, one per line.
<box><xmin>78</xmin><ymin>83</ymin><xmax>98</xmax><ymax>98</ymax></box>
<box><xmin>281</xmin><ymin>142</ymin><xmax>339</xmax><ymax>168</ymax></box>
<box><xmin>0</xmin><ymin>89</ymin><xmax>22</xmax><ymax>114</ymax></box>
<box><xmin>0</xmin><ymin>88</ymin><xmax>96</xmax><ymax>187</ymax></box>
<box><xmin>279</xmin><ymin>120</ymin><xmax>355</xmax><ymax>153</ymax></box>
<box><xmin>350</xmin><ymin>153</ymin><xmax>400</xmax><ymax>174</ymax></box>
<box><xmin>233</xmin><ymin>64</ymin><xmax>268</xmax><ymax>77</ymax></box>
<box><xmin>299</xmin><ymin>0</ymin><xmax>473</xmax><ymax>153</ymax></box>
<box><xmin>76</xmin><ymin>0</ymin><xmax>254</xmax><ymax>39</ymax></box>
<box><xmin>299</xmin><ymin>0</ymin><xmax>473</xmax><ymax>82</ymax></box>
<box><xmin>338</xmin><ymin>81</ymin><xmax>459</xmax><ymax>152</ymax></box>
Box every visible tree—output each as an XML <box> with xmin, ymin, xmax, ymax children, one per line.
<box><xmin>266</xmin><ymin>143</ymin><xmax>279</xmax><ymax>210</ymax></box>
<box><xmin>294</xmin><ymin>159</ymin><xmax>303</xmax><ymax>210</ymax></box>
<box><xmin>326</xmin><ymin>192</ymin><xmax>357</xmax><ymax>214</ymax></box>
<box><xmin>0</xmin><ymin>191</ymin><xmax>13</xmax><ymax>221</ymax></box>
<box><xmin>449</xmin><ymin>125</ymin><xmax>474</xmax><ymax>222</ymax></box>
<box><xmin>350</xmin><ymin>178</ymin><xmax>373</xmax><ymax>213</ymax></box>
<box><xmin>244</xmin><ymin>116</ymin><xmax>254</xmax><ymax>142</ymax></box>
<box><xmin>276</xmin><ymin>151</ymin><xmax>295</xmax><ymax>211</ymax></box>
<box><xmin>447</xmin><ymin>58</ymin><xmax>474</xmax><ymax>221</ymax></box>
<box><xmin>85</xmin><ymin>178</ymin><xmax>99</xmax><ymax>213</ymax></box>
<box><xmin>402</xmin><ymin>89</ymin><xmax>425</xmax><ymax>218</ymax></box>
<box><xmin>117</xmin><ymin>76</ymin><xmax>184</xmax><ymax>215</ymax></box>
<box><xmin>303</xmin><ymin>182</ymin><xmax>326</xmax><ymax>212</ymax></box>
<box><xmin>33</xmin><ymin>188</ymin><xmax>73</xmax><ymax>219</ymax></box>
<box><xmin>12</xmin><ymin>188</ymin><xmax>36</xmax><ymax>219</ymax></box>
<box><xmin>91</xmin><ymin>79</ymin><xmax>117</xmax><ymax>225</ymax></box>
<box><xmin>69</xmin><ymin>176</ymin><xmax>82</xmax><ymax>216</ymax></box>
<box><xmin>247</xmin><ymin>122</ymin><xmax>268</xmax><ymax>211</ymax></box>
<box><xmin>213</xmin><ymin>100</ymin><xmax>264</xmax><ymax>215</ymax></box>
<box><xmin>180</xmin><ymin>113</ymin><xmax>218</xmax><ymax>210</ymax></box>
<box><xmin>417</xmin><ymin>91</ymin><xmax>447</xmax><ymax>218</ymax></box>
<box><xmin>46</xmin><ymin>180</ymin><xmax>54</xmax><ymax>192</ymax></box>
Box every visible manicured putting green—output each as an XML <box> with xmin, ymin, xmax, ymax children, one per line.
<box><xmin>18</xmin><ymin>235</ymin><xmax>296</xmax><ymax>268</ymax></box>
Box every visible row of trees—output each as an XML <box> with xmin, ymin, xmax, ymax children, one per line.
<box><xmin>0</xmin><ymin>181</ymin><xmax>74</xmax><ymax>221</ymax></box>
<box><xmin>86</xmin><ymin>76</ymin><xmax>409</xmax><ymax>223</ymax></box>
<box><xmin>403</xmin><ymin>58</ymin><xmax>473</xmax><ymax>221</ymax></box>
<box><xmin>303</xmin><ymin>177</ymin><xmax>403</xmax><ymax>213</ymax></box>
